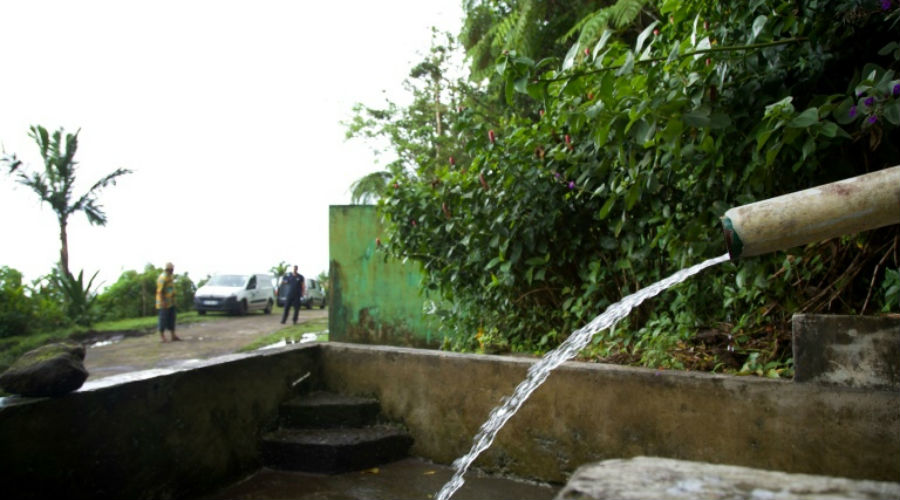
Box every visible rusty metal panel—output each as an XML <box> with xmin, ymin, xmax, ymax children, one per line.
<box><xmin>328</xmin><ymin>205</ymin><xmax>439</xmax><ymax>347</ymax></box>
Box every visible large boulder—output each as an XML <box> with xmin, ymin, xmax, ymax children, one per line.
<box><xmin>0</xmin><ymin>342</ymin><xmax>88</xmax><ymax>397</ymax></box>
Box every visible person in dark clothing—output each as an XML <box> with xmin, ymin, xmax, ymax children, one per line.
<box><xmin>281</xmin><ymin>265</ymin><xmax>305</xmax><ymax>324</ymax></box>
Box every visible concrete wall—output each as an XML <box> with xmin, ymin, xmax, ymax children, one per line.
<box><xmin>0</xmin><ymin>347</ymin><xmax>320</xmax><ymax>500</ymax></box>
<box><xmin>328</xmin><ymin>205</ymin><xmax>440</xmax><ymax>347</ymax></box>
<box><xmin>1</xmin><ymin>343</ymin><xmax>897</xmax><ymax>499</ymax></box>
<box><xmin>319</xmin><ymin>343</ymin><xmax>900</xmax><ymax>484</ymax></box>
<box><xmin>793</xmin><ymin>314</ymin><xmax>900</xmax><ymax>390</ymax></box>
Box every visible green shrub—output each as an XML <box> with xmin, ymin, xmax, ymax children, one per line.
<box><xmin>96</xmin><ymin>265</ymin><xmax>196</xmax><ymax>320</ymax></box>
<box><xmin>366</xmin><ymin>0</ymin><xmax>900</xmax><ymax>375</ymax></box>
<box><xmin>0</xmin><ymin>267</ymin><xmax>34</xmax><ymax>338</ymax></box>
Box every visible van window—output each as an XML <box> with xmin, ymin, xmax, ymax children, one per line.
<box><xmin>247</xmin><ymin>275</ymin><xmax>257</xmax><ymax>290</ymax></box>
<box><xmin>208</xmin><ymin>275</ymin><xmax>246</xmax><ymax>287</ymax></box>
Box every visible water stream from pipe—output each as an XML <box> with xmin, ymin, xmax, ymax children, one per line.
<box><xmin>435</xmin><ymin>253</ymin><xmax>730</xmax><ymax>500</ymax></box>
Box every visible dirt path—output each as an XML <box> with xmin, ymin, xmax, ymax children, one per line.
<box><xmin>84</xmin><ymin>309</ymin><xmax>328</xmax><ymax>381</ymax></box>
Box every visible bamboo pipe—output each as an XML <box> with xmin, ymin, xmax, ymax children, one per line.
<box><xmin>721</xmin><ymin>166</ymin><xmax>900</xmax><ymax>259</ymax></box>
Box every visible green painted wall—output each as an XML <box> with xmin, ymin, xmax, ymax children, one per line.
<box><xmin>329</xmin><ymin>205</ymin><xmax>440</xmax><ymax>348</ymax></box>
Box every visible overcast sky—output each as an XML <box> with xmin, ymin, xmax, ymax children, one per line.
<box><xmin>0</xmin><ymin>0</ymin><xmax>463</xmax><ymax>287</ymax></box>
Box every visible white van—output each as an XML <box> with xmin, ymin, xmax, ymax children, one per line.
<box><xmin>194</xmin><ymin>273</ymin><xmax>275</xmax><ymax>315</ymax></box>
<box><xmin>303</xmin><ymin>278</ymin><xmax>326</xmax><ymax>309</ymax></box>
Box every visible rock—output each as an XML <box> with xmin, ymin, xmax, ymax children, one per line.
<box><xmin>0</xmin><ymin>342</ymin><xmax>88</xmax><ymax>397</ymax></box>
<box><xmin>555</xmin><ymin>457</ymin><xmax>900</xmax><ymax>500</ymax></box>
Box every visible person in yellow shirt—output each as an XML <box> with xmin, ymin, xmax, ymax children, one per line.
<box><xmin>156</xmin><ymin>262</ymin><xmax>181</xmax><ymax>342</ymax></box>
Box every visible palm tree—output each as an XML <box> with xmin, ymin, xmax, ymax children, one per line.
<box><xmin>2</xmin><ymin>125</ymin><xmax>132</xmax><ymax>278</ymax></box>
<box><xmin>350</xmin><ymin>170</ymin><xmax>392</xmax><ymax>204</ymax></box>
<box><xmin>270</xmin><ymin>261</ymin><xmax>289</xmax><ymax>288</ymax></box>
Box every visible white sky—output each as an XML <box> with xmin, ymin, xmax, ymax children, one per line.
<box><xmin>0</xmin><ymin>0</ymin><xmax>463</xmax><ymax>288</ymax></box>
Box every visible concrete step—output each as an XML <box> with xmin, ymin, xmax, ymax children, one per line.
<box><xmin>279</xmin><ymin>391</ymin><xmax>381</xmax><ymax>429</ymax></box>
<box><xmin>261</xmin><ymin>425</ymin><xmax>414</xmax><ymax>473</ymax></box>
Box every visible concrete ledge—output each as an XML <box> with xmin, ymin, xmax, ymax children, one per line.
<box><xmin>0</xmin><ymin>342</ymin><xmax>897</xmax><ymax>499</ymax></box>
<box><xmin>0</xmin><ymin>345</ymin><xmax>321</xmax><ymax>500</ymax></box>
<box><xmin>555</xmin><ymin>457</ymin><xmax>900</xmax><ymax>500</ymax></box>
<box><xmin>320</xmin><ymin>343</ymin><xmax>900</xmax><ymax>483</ymax></box>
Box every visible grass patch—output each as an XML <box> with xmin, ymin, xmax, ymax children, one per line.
<box><xmin>239</xmin><ymin>318</ymin><xmax>329</xmax><ymax>352</ymax></box>
<box><xmin>93</xmin><ymin>311</ymin><xmax>225</xmax><ymax>333</ymax></box>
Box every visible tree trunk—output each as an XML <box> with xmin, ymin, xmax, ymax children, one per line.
<box><xmin>58</xmin><ymin>217</ymin><xmax>70</xmax><ymax>278</ymax></box>
<box><xmin>434</xmin><ymin>75</ymin><xmax>442</xmax><ymax>161</ymax></box>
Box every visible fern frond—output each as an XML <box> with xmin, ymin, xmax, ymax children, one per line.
<box><xmin>575</xmin><ymin>9</ymin><xmax>613</xmax><ymax>49</ymax></box>
<box><xmin>610</xmin><ymin>0</ymin><xmax>649</xmax><ymax>29</ymax></box>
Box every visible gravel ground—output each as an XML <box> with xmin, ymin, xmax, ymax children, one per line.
<box><xmin>83</xmin><ymin>308</ymin><xmax>328</xmax><ymax>380</ymax></box>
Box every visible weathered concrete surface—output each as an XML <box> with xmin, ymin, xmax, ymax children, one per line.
<box><xmin>793</xmin><ymin>314</ymin><xmax>900</xmax><ymax>390</ymax></box>
<box><xmin>1</xmin><ymin>342</ymin><xmax>897</xmax><ymax>499</ymax></box>
<box><xmin>555</xmin><ymin>457</ymin><xmax>900</xmax><ymax>500</ymax></box>
<box><xmin>319</xmin><ymin>343</ymin><xmax>900</xmax><ymax>483</ymax></box>
<box><xmin>0</xmin><ymin>345</ymin><xmax>320</xmax><ymax>500</ymax></box>
<box><xmin>206</xmin><ymin>456</ymin><xmax>558</xmax><ymax>500</ymax></box>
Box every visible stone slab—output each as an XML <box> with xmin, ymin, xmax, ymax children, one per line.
<box><xmin>555</xmin><ymin>456</ymin><xmax>900</xmax><ymax>500</ymax></box>
<box><xmin>792</xmin><ymin>314</ymin><xmax>900</xmax><ymax>390</ymax></box>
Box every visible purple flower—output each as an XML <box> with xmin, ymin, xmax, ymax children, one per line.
<box><xmin>554</xmin><ymin>172</ymin><xmax>561</xmax><ymax>180</ymax></box>
<box><xmin>568</xmin><ymin>181</ymin><xmax>575</xmax><ymax>189</ymax></box>
<box><xmin>881</xmin><ymin>0</ymin><xmax>891</xmax><ymax>11</ymax></box>
<box><xmin>849</xmin><ymin>105</ymin><xmax>857</xmax><ymax>118</ymax></box>
<box><xmin>864</xmin><ymin>96</ymin><xmax>875</xmax><ymax>107</ymax></box>
<box><xmin>893</xmin><ymin>83</ymin><xmax>900</xmax><ymax>97</ymax></box>
<box><xmin>868</xmin><ymin>115</ymin><xmax>878</xmax><ymax>124</ymax></box>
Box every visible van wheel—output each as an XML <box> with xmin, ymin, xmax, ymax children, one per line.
<box><xmin>239</xmin><ymin>300</ymin><xmax>248</xmax><ymax>316</ymax></box>
<box><xmin>319</xmin><ymin>300</ymin><xmax>325</xmax><ymax>309</ymax></box>
<box><xmin>198</xmin><ymin>310</ymin><xmax>206</xmax><ymax>316</ymax></box>
<box><xmin>264</xmin><ymin>300</ymin><xmax>273</xmax><ymax>314</ymax></box>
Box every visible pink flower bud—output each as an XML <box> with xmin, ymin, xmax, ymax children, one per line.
<box><xmin>488</xmin><ymin>130</ymin><xmax>496</xmax><ymax>144</ymax></box>
<box><xmin>449</xmin><ymin>156</ymin><xmax>455</xmax><ymax>166</ymax></box>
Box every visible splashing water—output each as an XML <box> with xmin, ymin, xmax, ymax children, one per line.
<box><xmin>435</xmin><ymin>253</ymin><xmax>730</xmax><ymax>500</ymax></box>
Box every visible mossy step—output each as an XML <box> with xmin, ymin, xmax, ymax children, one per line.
<box><xmin>261</xmin><ymin>425</ymin><xmax>414</xmax><ymax>473</ymax></box>
<box><xmin>280</xmin><ymin>391</ymin><xmax>381</xmax><ymax>429</ymax></box>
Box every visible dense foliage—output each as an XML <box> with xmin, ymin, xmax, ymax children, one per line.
<box><xmin>0</xmin><ymin>267</ymin><xmax>76</xmax><ymax>336</ymax></box>
<box><xmin>0</xmin><ymin>267</ymin><xmax>43</xmax><ymax>338</ymax></box>
<box><xmin>348</xmin><ymin>0</ymin><xmax>900</xmax><ymax>376</ymax></box>
<box><xmin>0</xmin><ymin>265</ymin><xmax>196</xmax><ymax>337</ymax></box>
<box><xmin>96</xmin><ymin>264</ymin><xmax>196</xmax><ymax>321</ymax></box>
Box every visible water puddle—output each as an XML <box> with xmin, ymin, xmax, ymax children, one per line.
<box><xmin>88</xmin><ymin>335</ymin><xmax>124</xmax><ymax>348</ymax></box>
<box><xmin>436</xmin><ymin>254</ymin><xmax>730</xmax><ymax>500</ymax></box>
<box><xmin>257</xmin><ymin>331</ymin><xmax>326</xmax><ymax>350</ymax></box>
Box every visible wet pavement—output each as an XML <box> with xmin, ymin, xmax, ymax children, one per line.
<box><xmin>83</xmin><ymin>308</ymin><xmax>327</xmax><ymax>380</ymax></box>
<box><xmin>203</xmin><ymin>457</ymin><xmax>559</xmax><ymax>500</ymax></box>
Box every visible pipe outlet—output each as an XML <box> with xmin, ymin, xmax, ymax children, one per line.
<box><xmin>721</xmin><ymin>166</ymin><xmax>900</xmax><ymax>259</ymax></box>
